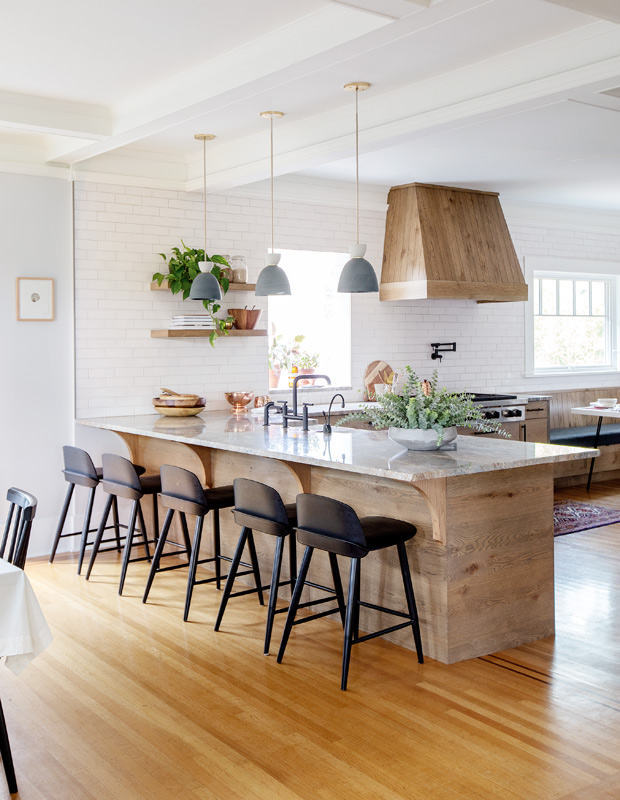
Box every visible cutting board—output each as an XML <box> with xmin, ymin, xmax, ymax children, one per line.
<box><xmin>363</xmin><ymin>361</ymin><xmax>393</xmax><ymax>401</ymax></box>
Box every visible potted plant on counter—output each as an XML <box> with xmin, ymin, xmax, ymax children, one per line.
<box><xmin>340</xmin><ymin>368</ymin><xmax>508</xmax><ymax>450</ymax></box>
<box><xmin>152</xmin><ymin>240</ymin><xmax>231</xmax><ymax>345</ymax></box>
<box><xmin>295</xmin><ymin>350</ymin><xmax>319</xmax><ymax>385</ymax></box>
<box><xmin>268</xmin><ymin>326</ymin><xmax>305</xmax><ymax>389</ymax></box>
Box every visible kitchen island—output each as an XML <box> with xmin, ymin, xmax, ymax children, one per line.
<box><xmin>78</xmin><ymin>412</ymin><xmax>597</xmax><ymax>664</ymax></box>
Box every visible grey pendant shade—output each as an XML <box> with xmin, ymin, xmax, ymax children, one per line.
<box><xmin>189</xmin><ymin>268</ymin><xmax>222</xmax><ymax>301</ymax></box>
<box><xmin>255</xmin><ymin>253</ymin><xmax>291</xmax><ymax>296</ymax></box>
<box><xmin>256</xmin><ymin>110</ymin><xmax>291</xmax><ymax>296</ymax></box>
<box><xmin>337</xmin><ymin>244</ymin><xmax>379</xmax><ymax>293</ymax></box>
<box><xmin>337</xmin><ymin>82</ymin><xmax>378</xmax><ymax>294</ymax></box>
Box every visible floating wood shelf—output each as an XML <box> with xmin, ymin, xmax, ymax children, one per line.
<box><xmin>150</xmin><ymin>281</ymin><xmax>256</xmax><ymax>292</ymax></box>
<box><xmin>151</xmin><ymin>329</ymin><xmax>267</xmax><ymax>338</ymax></box>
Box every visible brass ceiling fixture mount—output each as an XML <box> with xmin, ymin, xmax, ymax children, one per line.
<box><xmin>255</xmin><ymin>110</ymin><xmax>291</xmax><ymax>296</ymax></box>
<box><xmin>338</xmin><ymin>82</ymin><xmax>378</xmax><ymax>294</ymax></box>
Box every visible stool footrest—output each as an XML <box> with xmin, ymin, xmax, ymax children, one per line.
<box><xmin>354</xmin><ymin>620</ymin><xmax>414</xmax><ymax>645</ymax></box>
<box><xmin>358</xmin><ymin>600</ymin><xmax>411</xmax><ymax>620</ymax></box>
<box><xmin>292</xmin><ymin>605</ymin><xmax>342</xmax><ymax>626</ymax></box>
<box><xmin>58</xmin><ymin>523</ymin><xmax>129</xmax><ymax>539</ymax></box>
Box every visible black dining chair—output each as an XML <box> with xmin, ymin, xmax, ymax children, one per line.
<box><xmin>0</xmin><ymin>698</ymin><xmax>17</xmax><ymax>794</ymax></box>
<box><xmin>1</xmin><ymin>488</ymin><xmax>37</xmax><ymax>570</ymax></box>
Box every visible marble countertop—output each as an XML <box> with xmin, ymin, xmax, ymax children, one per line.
<box><xmin>77</xmin><ymin>412</ymin><xmax>598</xmax><ymax>484</ymax></box>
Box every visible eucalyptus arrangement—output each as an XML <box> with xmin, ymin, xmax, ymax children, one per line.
<box><xmin>340</xmin><ymin>367</ymin><xmax>508</xmax><ymax>449</ymax></box>
<box><xmin>152</xmin><ymin>240</ymin><xmax>231</xmax><ymax>345</ymax></box>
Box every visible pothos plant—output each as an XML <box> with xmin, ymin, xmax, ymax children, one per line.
<box><xmin>152</xmin><ymin>240</ymin><xmax>231</xmax><ymax>346</ymax></box>
<box><xmin>338</xmin><ymin>367</ymin><xmax>509</xmax><ymax>445</ymax></box>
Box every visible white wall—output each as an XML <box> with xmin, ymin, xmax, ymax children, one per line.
<box><xmin>73</xmin><ymin>179</ymin><xmax>620</xmax><ymax>421</ymax></box>
<box><xmin>0</xmin><ymin>172</ymin><xmax>73</xmax><ymax>557</ymax></box>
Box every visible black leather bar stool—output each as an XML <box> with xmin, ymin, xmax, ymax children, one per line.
<box><xmin>50</xmin><ymin>446</ymin><xmax>145</xmax><ymax>574</ymax></box>
<box><xmin>142</xmin><ymin>465</ymin><xmax>235</xmax><ymax>621</ymax></box>
<box><xmin>1</xmin><ymin>488</ymin><xmax>37</xmax><ymax>570</ymax></box>
<box><xmin>277</xmin><ymin>494</ymin><xmax>424</xmax><ymax>690</ymax></box>
<box><xmin>85</xmin><ymin>454</ymin><xmax>161</xmax><ymax>594</ymax></box>
<box><xmin>215</xmin><ymin>478</ymin><xmax>345</xmax><ymax>655</ymax></box>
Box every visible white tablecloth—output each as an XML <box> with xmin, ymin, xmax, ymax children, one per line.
<box><xmin>0</xmin><ymin>559</ymin><xmax>52</xmax><ymax>675</ymax></box>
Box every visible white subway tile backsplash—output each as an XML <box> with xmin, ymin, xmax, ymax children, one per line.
<box><xmin>74</xmin><ymin>181</ymin><xmax>620</xmax><ymax>418</ymax></box>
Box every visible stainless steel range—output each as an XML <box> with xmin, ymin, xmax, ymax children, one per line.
<box><xmin>464</xmin><ymin>393</ymin><xmax>528</xmax><ymax>440</ymax></box>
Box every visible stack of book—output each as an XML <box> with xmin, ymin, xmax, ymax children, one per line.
<box><xmin>169</xmin><ymin>315</ymin><xmax>216</xmax><ymax>330</ymax></box>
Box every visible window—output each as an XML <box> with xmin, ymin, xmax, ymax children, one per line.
<box><xmin>525</xmin><ymin>258</ymin><xmax>618</xmax><ymax>375</ymax></box>
<box><xmin>268</xmin><ymin>249</ymin><xmax>351</xmax><ymax>389</ymax></box>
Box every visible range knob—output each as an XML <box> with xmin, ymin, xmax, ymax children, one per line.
<box><xmin>484</xmin><ymin>410</ymin><xmax>500</xmax><ymax>419</ymax></box>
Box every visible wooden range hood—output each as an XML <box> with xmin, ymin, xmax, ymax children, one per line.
<box><xmin>380</xmin><ymin>182</ymin><xmax>527</xmax><ymax>303</ymax></box>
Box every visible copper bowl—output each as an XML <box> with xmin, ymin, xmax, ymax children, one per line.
<box><xmin>224</xmin><ymin>391</ymin><xmax>254</xmax><ymax>413</ymax></box>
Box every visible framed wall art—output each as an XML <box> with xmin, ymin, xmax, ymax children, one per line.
<box><xmin>16</xmin><ymin>278</ymin><xmax>54</xmax><ymax>321</ymax></box>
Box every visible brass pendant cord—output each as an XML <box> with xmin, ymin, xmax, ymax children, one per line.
<box><xmin>355</xmin><ymin>86</ymin><xmax>359</xmax><ymax>246</ymax></box>
<box><xmin>270</xmin><ymin>114</ymin><xmax>274</xmax><ymax>253</ymax></box>
<box><xmin>202</xmin><ymin>137</ymin><xmax>207</xmax><ymax>259</ymax></box>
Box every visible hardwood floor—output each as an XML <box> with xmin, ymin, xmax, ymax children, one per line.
<box><xmin>2</xmin><ymin>483</ymin><xmax>620</xmax><ymax>799</ymax></box>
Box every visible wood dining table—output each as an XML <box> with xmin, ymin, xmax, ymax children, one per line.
<box><xmin>0</xmin><ymin>558</ymin><xmax>53</xmax><ymax>793</ymax></box>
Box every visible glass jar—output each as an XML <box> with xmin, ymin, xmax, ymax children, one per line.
<box><xmin>230</xmin><ymin>255</ymin><xmax>247</xmax><ymax>284</ymax></box>
<box><xmin>220</xmin><ymin>255</ymin><xmax>233</xmax><ymax>282</ymax></box>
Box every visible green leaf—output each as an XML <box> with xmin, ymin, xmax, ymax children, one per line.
<box><xmin>210</xmin><ymin>254</ymin><xmax>230</xmax><ymax>266</ymax></box>
<box><xmin>152</xmin><ymin>272</ymin><xmax>165</xmax><ymax>285</ymax></box>
<box><xmin>221</xmin><ymin>276</ymin><xmax>229</xmax><ymax>294</ymax></box>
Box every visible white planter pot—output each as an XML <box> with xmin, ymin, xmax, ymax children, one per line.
<box><xmin>388</xmin><ymin>426</ymin><xmax>457</xmax><ymax>451</ymax></box>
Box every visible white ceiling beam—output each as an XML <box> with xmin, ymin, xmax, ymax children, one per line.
<box><xmin>155</xmin><ymin>20</ymin><xmax>620</xmax><ymax>192</ymax></box>
<box><xmin>0</xmin><ymin>91</ymin><xmax>110</xmax><ymax>139</ymax></box>
<box><xmin>542</xmin><ymin>0</ymin><xmax>620</xmax><ymax>24</ymax></box>
<box><xmin>327</xmin><ymin>0</ymin><xmax>430</xmax><ymax>19</ymax></box>
<box><xmin>47</xmin><ymin>4</ymin><xmax>389</xmax><ymax>166</ymax></box>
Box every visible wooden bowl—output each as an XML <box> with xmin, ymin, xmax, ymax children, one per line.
<box><xmin>154</xmin><ymin>406</ymin><xmax>205</xmax><ymax>417</ymax></box>
<box><xmin>153</xmin><ymin>396</ymin><xmax>205</xmax><ymax>408</ymax></box>
<box><xmin>227</xmin><ymin>308</ymin><xmax>262</xmax><ymax>330</ymax></box>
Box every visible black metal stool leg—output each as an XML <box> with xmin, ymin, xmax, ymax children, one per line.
<box><xmin>288</xmin><ymin>534</ymin><xmax>297</xmax><ymax>589</ymax></box>
<box><xmin>77</xmin><ymin>485</ymin><xmax>97</xmax><ymax>575</ymax></box>
<box><xmin>49</xmin><ymin>482</ymin><xmax>75</xmax><ymax>562</ymax></box>
<box><xmin>214</xmin><ymin>527</ymin><xmax>249</xmax><ymax>631</ymax></box>
<box><xmin>341</xmin><ymin>557</ymin><xmax>360</xmax><ymax>691</ymax></box>
<box><xmin>397</xmin><ymin>541</ymin><xmax>424</xmax><ymax>664</ymax></box>
<box><xmin>352</xmin><ymin>557</ymin><xmax>361</xmax><ymax>639</ymax></box>
<box><xmin>179</xmin><ymin>513</ymin><xmax>192</xmax><ymax>556</ymax></box>
<box><xmin>246</xmin><ymin>530</ymin><xmax>264</xmax><ymax>606</ymax></box>
<box><xmin>136</xmin><ymin>501</ymin><xmax>151</xmax><ymax>561</ymax></box>
<box><xmin>264</xmin><ymin>536</ymin><xmax>285</xmax><ymax>655</ymax></box>
<box><xmin>112</xmin><ymin>496</ymin><xmax>121</xmax><ymax>551</ymax></box>
<box><xmin>0</xmin><ymin>698</ymin><xmax>17</xmax><ymax>795</ymax></box>
<box><xmin>277</xmin><ymin>545</ymin><xmax>314</xmax><ymax>664</ymax></box>
<box><xmin>85</xmin><ymin>494</ymin><xmax>113</xmax><ymax>580</ymax></box>
<box><xmin>152</xmin><ymin>493</ymin><xmax>160</xmax><ymax>544</ymax></box>
<box><xmin>143</xmin><ymin>509</ymin><xmax>175</xmax><ymax>603</ymax></box>
<box><xmin>329</xmin><ymin>553</ymin><xmax>346</xmax><ymax>627</ymax></box>
<box><xmin>213</xmin><ymin>510</ymin><xmax>222</xmax><ymax>590</ymax></box>
<box><xmin>119</xmin><ymin>501</ymin><xmax>139</xmax><ymax>595</ymax></box>
<box><xmin>184</xmin><ymin>515</ymin><xmax>205</xmax><ymax>622</ymax></box>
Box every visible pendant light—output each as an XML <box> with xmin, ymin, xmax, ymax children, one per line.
<box><xmin>255</xmin><ymin>111</ymin><xmax>291</xmax><ymax>296</ymax></box>
<box><xmin>338</xmin><ymin>82</ymin><xmax>379</xmax><ymax>294</ymax></box>
<box><xmin>189</xmin><ymin>133</ymin><xmax>222</xmax><ymax>302</ymax></box>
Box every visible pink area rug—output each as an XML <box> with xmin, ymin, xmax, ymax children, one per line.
<box><xmin>553</xmin><ymin>500</ymin><xmax>620</xmax><ymax>537</ymax></box>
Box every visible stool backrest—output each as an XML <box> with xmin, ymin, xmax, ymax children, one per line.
<box><xmin>62</xmin><ymin>445</ymin><xmax>99</xmax><ymax>489</ymax></box>
<box><xmin>160</xmin><ymin>465</ymin><xmax>208</xmax><ymax>516</ymax></box>
<box><xmin>1</xmin><ymin>488</ymin><xmax>38</xmax><ymax>569</ymax></box>
<box><xmin>233</xmin><ymin>478</ymin><xmax>291</xmax><ymax>536</ymax></box>
<box><xmin>101</xmin><ymin>453</ymin><xmax>143</xmax><ymax>501</ymax></box>
<box><xmin>295</xmin><ymin>494</ymin><xmax>367</xmax><ymax>556</ymax></box>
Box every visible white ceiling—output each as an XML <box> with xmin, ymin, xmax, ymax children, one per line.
<box><xmin>1</xmin><ymin>0</ymin><xmax>620</xmax><ymax>212</ymax></box>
